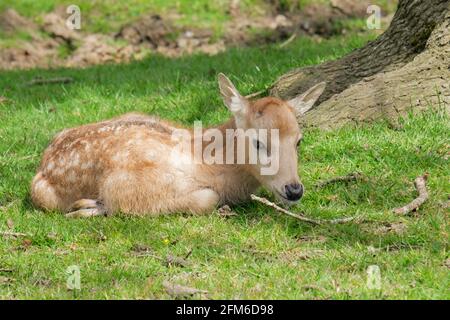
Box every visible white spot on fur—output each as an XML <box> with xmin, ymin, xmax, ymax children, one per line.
<box><xmin>67</xmin><ymin>172</ymin><xmax>77</xmax><ymax>183</ymax></box>
<box><xmin>54</xmin><ymin>168</ymin><xmax>64</xmax><ymax>176</ymax></box>
<box><xmin>146</xmin><ymin>150</ymin><xmax>156</xmax><ymax>160</ymax></box>
<box><xmin>46</xmin><ymin>162</ymin><xmax>55</xmax><ymax>171</ymax></box>
<box><xmin>169</xmin><ymin>151</ymin><xmax>193</xmax><ymax>170</ymax></box>
<box><xmin>112</xmin><ymin>151</ymin><xmax>130</xmax><ymax>162</ymax></box>
<box><xmin>69</xmin><ymin>153</ymin><xmax>80</xmax><ymax>166</ymax></box>
<box><xmin>80</xmin><ymin>162</ymin><xmax>93</xmax><ymax>170</ymax></box>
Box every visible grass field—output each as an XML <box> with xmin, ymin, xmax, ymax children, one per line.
<box><xmin>0</xmin><ymin>32</ymin><xmax>449</xmax><ymax>299</ymax></box>
<box><xmin>0</xmin><ymin>0</ymin><xmax>399</xmax><ymax>39</ymax></box>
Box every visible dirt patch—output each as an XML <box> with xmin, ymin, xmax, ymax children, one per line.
<box><xmin>116</xmin><ymin>14</ymin><xmax>225</xmax><ymax>57</ymax></box>
<box><xmin>0</xmin><ymin>39</ymin><xmax>60</xmax><ymax>70</ymax></box>
<box><xmin>41</xmin><ymin>12</ymin><xmax>81</xmax><ymax>44</ymax></box>
<box><xmin>0</xmin><ymin>8</ymin><xmax>38</xmax><ymax>36</ymax></box>
<box><xmin>116</xmin><ymin>14</ymin><xmax>173</xmax><ymax>48</ymax></box>
<box><xmin>66</xmin><ymin>34</ymin><xmax>138</xmax><ymax>67</ymax></box>
<box><xmin>0</xmin><ymin>9</ymin><xmax>61</xmax><ymax>69</ymax></box>
<box><xmin>0</xmin><ymin>1</ymin><xmax>392</xmax><ymax>70</ymax></box>
<box><xmin>330</xmin><ymin>0</ymin><xmax>372</xmax><ymax>18</ymax></box>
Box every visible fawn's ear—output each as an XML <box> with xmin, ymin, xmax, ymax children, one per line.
<box><xmin>218</xmin><ymin>73</ymin><xmax>248</xmax><ymax>117</ymax></box>
<box><xmin>288</xmin><ymin>82</ymin><xmax>326</xmax><ymax>116</ymax></box>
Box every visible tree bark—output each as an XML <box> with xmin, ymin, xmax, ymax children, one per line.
<box><xmin>271</xmin><ymin>0</ymin><xmax>450</xmax><ymax>129</ymax></box>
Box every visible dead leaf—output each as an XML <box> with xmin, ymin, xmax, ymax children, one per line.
<box><xmin>375</xmin><ymin>222</ymin><xmax>407</xmax><ymax>235</ymax></box>
<box><xmin>132</xmin><ymin>244</ymin><xmax>152</xmax><ymax>253</ymax></box>
<box><xmin>166</xmin><ymin>254</ymin><xmax>191</xmax><ymax>268</ymax></box>
<box><xmin>332</xmin><ymin>279</ymin><xmax>341</xmax><ymax>293</ymax></box>
<box><xmin>47</xmin><ymin>231</ymin><xmax>58</xmax><ymax>240</ymax></box>
<box><xmin>297</xmin><ymin>235</ymin><xmax>327</xmax><ymax>244</ymax></box>
<box><xmin>217</xmin><ymin>205</ymin><xmax>237</xmax><ymax>217</ymax></box>
<box><xmin>278</xmin><ymin>248</ymin><xmax>324</xmax><ymax>264</ymax></box>
<box><xmin>131</xmin><ymin>244</ymin><xmax>155</xmax><ymax>257</ymax></box>
<box><xmin>162</xmin><ymin>280</ymin><xmax>208</xmax><ymax>298</ymax></box>
<box><xmin>96</xmin><ymin>231</ymin><xmax>107</xmax><ymax>242</ymax></box>
<box><xmin>0</xmin><ymin>276</ymin><xmax>15</xmax><ymax>285</ymax></box>
<box><xmin>34</xmin><ymin>278</ymin><xmax>52</xmax><ymax>287</ymax></box>
<box><xmin>443</xmin><ymin>258</ymin><xmax>450</xmax><ymax>269</ymax></box>
<box><xmin>54</xmin><ymin>248</ymin><xmax>70</xmax><ymax>256</ymax></box>
<box><xmin>0</xmin><ymin>96</ymin><xmax>8</xmax><ymax>104</ymax></box>
<box><xmin>302</xmin><ymin>284</ymin><xmax>325</xmax><ymax>292</ymax></box>
<box><xmin>6</xmin><ymin>219</ymin><xmax>14</xmax><ymax>230</ymax></box>
<box><xmin>21</xmin><ymin>238</ymin><xmax>32</xmax><ymax>249</ymax></box>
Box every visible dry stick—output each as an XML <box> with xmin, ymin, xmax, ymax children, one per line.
<box><xmin>279</xmin><ymin>33</ymin><xmax>297</xmax><ymax>48</ymax></box>
<box><xmin>0</xmin><ymin>231</ymin><xmax>30</xmax><ymax>238</ymax></box>
<box><xmin>250</xmin><ymin>194</ymin><xmax>358</xmax><ymax>225</ymax></box>
<box><xmin>393</xmin><ymin>174</ymin><xmax>429</xmax><ymax>215</ymax></box>
<box><xmin>245</xmin><ymin>90</ymin><xmax>265</xmax><ymax>99</ymax></box>
<box><xmin>315</xmin><ymin>172</ymin><xmax>363</xmax><ymax>188</ymax></box>
<box><xmin>27</xmin><ymin>77</ymin><xmax>73</xmax><ymax>86</ymax></box>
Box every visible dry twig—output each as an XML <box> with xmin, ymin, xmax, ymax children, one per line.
<box><xmin>315</xmin><ymin>172</ymin><xmax>363</xmax><ymax>188</ymax></box>
<box><xmin>279</xmin><ymin>33</ymin><xmax>297</xmax><ymax>48</ymax></box>
<box><xmin>250</xmin><ymin>194</ymin><xmax>358</xmax><ymax>225</ymax></box>
<box><xmin>245</xmin><ymin>90</ymin><xmax>265</xmax><ymax>99</ymax></box>
<box><xmin>393</xmin><ymin>174</ymin><xmax>429</xmax><ymax>215</ymax></box>
<box><xmin>0</xmin><ymin>231</ymin><xmax>30</xmax><ymax>238</ymax></box>
<box><xmin>26</xmin><ymin>77</ymin><xmax>73</xmax><ymax>86</ymax></box>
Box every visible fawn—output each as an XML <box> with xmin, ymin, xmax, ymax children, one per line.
<box><xmin>31</xmin><ymin>74</ymin><xmax>325</xmax><ymax>217</ymax></box>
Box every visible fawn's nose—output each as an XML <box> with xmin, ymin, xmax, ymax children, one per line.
<box><xmin>285</xmin><ymin>183</ymin><xmax>303</xmax><ymax>201</ymax></box>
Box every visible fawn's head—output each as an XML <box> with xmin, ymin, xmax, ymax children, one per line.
<box><xmin>218</xmin><ymin>73</ymin><xmax>325</xmax><ymax>205</ymax></box>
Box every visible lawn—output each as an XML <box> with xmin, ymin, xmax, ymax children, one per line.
<box><xmin>0</xmin><ymin>0</ymin><xmax>398</xmax><ymax>39</ymax></box>
<box><xmin>0</xmin><ymin>33</ymin><xmax>449</xmax><ymax>299</ymax></box>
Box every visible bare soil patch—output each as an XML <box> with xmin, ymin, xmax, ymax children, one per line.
<box><xmin>0</xmin><ymin>1</ymin><xmax>391</xmax><ymax>70</ymax></box>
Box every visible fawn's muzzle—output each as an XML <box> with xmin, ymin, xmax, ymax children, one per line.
<box><xmin>285</xmin><ymin>183</ymin><xmax>303</xmax><ymax>201</ymax></box>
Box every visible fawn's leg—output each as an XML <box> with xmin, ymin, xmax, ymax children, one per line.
<box><xmin>180</xmin><ymin>188</ymin><xmax>220</xmax><ymax>215</ymax></box>
<box><xmin>103</xmin><ymin>188</ymin><xmax>219</xmax><ymax>215</ymax></box>
<box><xmin>100</xmin><ymin>170</ymin><xmax>220</xmax><ymax>215</ymax></box>
<box><xmin>65</xmin><ymin>199</ymin><xmax>108</xmax><ymax>218</ymax></box>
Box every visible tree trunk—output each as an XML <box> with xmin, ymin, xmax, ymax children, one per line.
<box><xmin>271</xmin><ymin>0</ymin><xmax>450</xmax><ymax>129</ymax></box>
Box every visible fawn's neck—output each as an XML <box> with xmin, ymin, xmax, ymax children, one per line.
<box><xmin>196</xmin><ymin>117</ymin><xmax>260</xmax><ymax>204</ymax></box>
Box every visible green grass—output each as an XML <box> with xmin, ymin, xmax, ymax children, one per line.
<box><xmin>0</xmin><ymin>33</ymin><xmax>449</xmax><ymax>299</ymax></box>
<box><xmin>0</xmin><ymin>0</ymin><xmax>268</xmax><ymax>35</ymax></box>
<box><xmin>0</xmin><ymin>0</ymin><xmax>399</xmax><ymax>36</ymax></box>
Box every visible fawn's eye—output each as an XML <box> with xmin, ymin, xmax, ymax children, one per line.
<box><xmin>253</xmin><ymin>139</ymin><xmax>265</xmax><ymax>150</ymax></box>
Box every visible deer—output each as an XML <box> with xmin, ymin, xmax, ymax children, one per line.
<box><xmin>31</xmin><ymin>74</ymin><xmax>326</xmax><ymax>218</ymax></box>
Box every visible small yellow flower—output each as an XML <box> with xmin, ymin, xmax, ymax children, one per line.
<box><xmin>162</xmin><ymin>238</ymin><xmax>170</xmax><ymax>245</ymax></box>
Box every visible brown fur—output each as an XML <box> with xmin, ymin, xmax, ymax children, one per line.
<box><xmin>31</xmin><ymin>75</ymin><xmax>325</xmax><ymax>217</ymax></box>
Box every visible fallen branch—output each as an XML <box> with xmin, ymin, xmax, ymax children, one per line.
<box><xmin>250</xmin><ymin>194</ymin><xmax>358</xmax><ymax>225</ymax></box>
<box><xmin>245</xmin><ymin>89</ymin><xmax>266</xmax><ymax>99</ymax></box>
<box><xmin>393</xmin><ymin>174</ymin><xmax>429</xmax><ymax>215</ymax></box>
<box><xmin>315</xmin><ymin>172</ymin><xmax>363</xmax><ymax>188</ymax></box>
<box><xmin>26</xmin><ymin>77</ymin><xmax>73</xmax><ymax>86</ymax></box>
<box><xmin>279</xmin><ymin>33</ymin><xmax>297</xmax><ymax>48</ymax></box>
